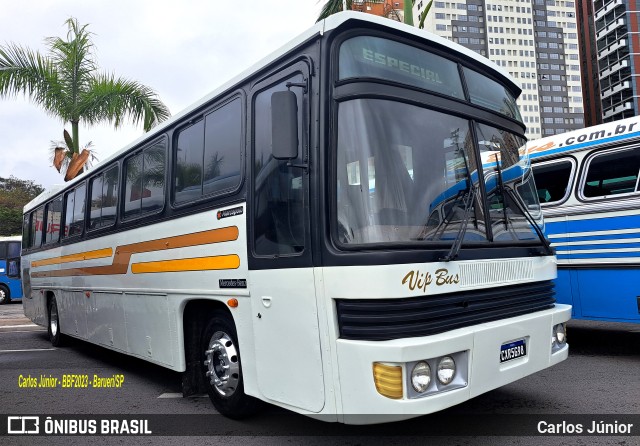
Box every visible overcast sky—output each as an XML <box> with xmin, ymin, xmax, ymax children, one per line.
<box><xmin>0</xmin><ymin>1</ymin><xmax>323</xmax><ymax>190</ymax></box>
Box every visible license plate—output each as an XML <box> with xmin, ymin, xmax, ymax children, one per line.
<box><xmin>500</xmin><ymin>339</ymin><xmax>527</xmax><ymax>363</ymax></box>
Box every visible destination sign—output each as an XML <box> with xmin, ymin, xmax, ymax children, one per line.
<box><xmin>339</xmin><ymin>36</ymin><xmax>464</xmax><ymax>99</ymax></box>
<box><xmin>361</xmin><ymin>48</ymin><xmax>443</xmax><ymax>85</ymax></box>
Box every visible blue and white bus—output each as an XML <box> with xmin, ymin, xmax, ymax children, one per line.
<box><xmin>530</xmin><ymin>117</ymin><xmax>640</xmax><ymax>323</ymax></box>
<box><xmin>0</xmin><ymin>235</ymin><xmax>23</xmax><ymax>304</ymax></box>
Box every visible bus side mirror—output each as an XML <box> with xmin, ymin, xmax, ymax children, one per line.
<box><xmin>271</xmin><ymin>91</ymin><xmax>298</xmax><ymax>160</ymax></box>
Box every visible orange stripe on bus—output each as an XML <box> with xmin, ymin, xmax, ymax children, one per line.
<box><xmin>31</xmin><ymin>226</ymin><xmax>239</xmax><ymax>278</ymax></box>
<box><xmin>31</xmin><ymin>248</ymin><xmax>114</xmax><ymax>267</ymax></box>
<box><xmin>131</xmin><ymin>255</ymin><xmax>240</xmax><ymax>274</ymax></box>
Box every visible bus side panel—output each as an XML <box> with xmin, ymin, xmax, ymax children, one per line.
<box><xmin>249</xmin><ymin>268</ymin><xmax>325</xmax><ymax>413</ymax></box>
<box><xmin>60</xmin><ymin>290</ymin><xmax>89</xmax><ymax>339</ymax></box>
<box><xmin>124</xmin><ymin>293</ymin><xmax>173</xmax><ymax>365</ymax></box>
<box><xmin>565</xmin><ymin>211</ymin><xmax>640</xmax><ymax>322</ymax></box>
<box><xmin>7</xmin><ymin>279</ymin><xmax>23</xmax><ymax>300</ymax></box>
<box><xmin>544</xmin><ymin>217</ymin><xmax>577</xmax><ymax>314</ymax></box>
<box><xmin>576</xmin><ymin>269</ymin><xmax>640</xmax><ymax>322</ymax></box>
<box><xmin>86</xmin><ymin>291</ymin><xmax>128</xmax><ymax>351</ymax></box>
<box><xmin>554</xmin><ymin>269</ymin><xmax>576</xmax><ymax>316</ymax></box>
<box><xmin>22</xmin><ymin>287</ymin><xmax>47</xmax><ymax>328</ymax></box>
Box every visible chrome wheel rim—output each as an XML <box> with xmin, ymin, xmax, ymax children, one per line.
<box><xmin>204</xmin><ymin>331</ymin><xmax>239</xmax><ymax>397</ymax></box>
<box><xmin>0</xmin><ymin>289</ymin><xmax>6</xmax><ymax>304</ymax></box>
<box><xmin>50</xmin><ymin>303</ymin><xmax>58</xmax><ymax>337</ymax></box>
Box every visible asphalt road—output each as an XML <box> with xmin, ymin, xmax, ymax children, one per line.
<box><xmin>0</xmin><ymin>300</ymin><xmax>638</xmax><ymax>446</ymax></box>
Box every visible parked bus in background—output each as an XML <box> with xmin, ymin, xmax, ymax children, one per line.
<box><xmin>530</xmin><ymin>116</ymin><xmax>640</xmax><ymax>323</ymax></box>
<box><xmin>0</xmin><ymin>236</ymin><xmax>22</xmax><ymax>304</ymax></box>
<box><xmin>21</xmin><ymin>12</ymin><xmax>569</xmax><ymax>424</ymax></box>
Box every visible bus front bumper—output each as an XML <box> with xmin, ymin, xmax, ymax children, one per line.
<box><xmin>334</xmin><ymin>304</ymin><xmax>571</xmax><ymax>424</ymax></box>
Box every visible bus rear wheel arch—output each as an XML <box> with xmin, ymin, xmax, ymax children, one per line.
<box><xmin>0</xmin><ymin>285</ymin><xmax>9</xmax><ymax>304</ymax></box>
<box><xmin>200</xmin><ymin>310</ymin><xmax>261</xmax><ymax>418</ymax></box>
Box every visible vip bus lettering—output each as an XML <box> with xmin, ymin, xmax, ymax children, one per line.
<box><xmin>402</xmin><ymin>270</ymin><xmax>433</xmax><ymax>292</ymax></box>
<box><xmin>402</xmin><ymin>268</ymin><xmax>460</xmax><ymax>291</ymax></box>
<box><xmin>435</xmin><ymin>268</ymin><xmax>460</xmax><ymax>286</ymax></box>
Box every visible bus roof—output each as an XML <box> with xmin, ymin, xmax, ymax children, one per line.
<box><xmin>0</xmin><ymin>236</ymin><xmax>21</xmax><ymax>242</ymax></box>
<box><xmin>25</xmin><ymin>11</ymin><xmax>519</xmax><ymax>212</ymax></box>
<box><xmin>528</xmin><ymin>116</ymin><xmax>640</xmax><ymax>161</ymax></box>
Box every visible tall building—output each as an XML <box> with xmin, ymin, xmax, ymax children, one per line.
<box><xmin>415</xmin><ymin>0</ymin><xmax>585</xmax><ymax>140</ymax></box>
<box><xmin>593</xmin><ymin>0</ymin><xmax>640</xmax><ymax>122</ymax></box>
<box><xmin>577</xmin><ymin>0</ymin><xmax>602</xmax><ymax>126</ymax></box>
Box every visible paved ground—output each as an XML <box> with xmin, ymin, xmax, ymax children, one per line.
<box><xmin>1</xmin><ymin>300</ymin><xmax>638</xmax><ymax>445</ymax></box>
<box><xmin>0</xmin><ymin>300</ymin><xmax>31</xmax><ymax>327</ymax></box>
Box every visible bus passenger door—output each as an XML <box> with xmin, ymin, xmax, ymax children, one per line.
<box><xmin>248</xmin><ymin>63</ymin><xmax>325</xmax><ymax>412</ymax></box>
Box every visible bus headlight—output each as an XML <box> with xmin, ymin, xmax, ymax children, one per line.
<box><xmin>437</xmin><ymin>356</ymin><xmax>456</xmax><ymax>385</ymax></box>
<box><xmin>552</xmin><ymin>323</ymin><xmax>567</xmax><ymax>347</ymax></box>
<box><xmin>411</xmin><ymin>361</ymin><xmax>431</xmax><ymax>393</ymax></box>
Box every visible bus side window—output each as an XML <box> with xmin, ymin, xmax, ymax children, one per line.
<box><xmin>7</xmin><ymin>242</ymin><xmax>20</xmax><ymax>258</ymax></box>
<box><xmin>69</xmin><ymin>184</ymin><xmax>86</xmax><ymax>238</ymax></box>
<box><xmin>31</xmin><ymin>207</ymin><xmax>44</xmax><ymax>247</ymax></box>
<box><xmin>45</xmin><ymin>196</ymin><xmax>63</xmax><ymax>244</ymax></box>
<box><xmin>253</xmin><ymin>76</ymin><xmax>305</xmax><ymax>256</ymax></box>
<box><xmin>583</xmin><ymin>148</ymin><xmax>640</xmax><ymax>198</ymax></box>
<box><xmin>124</xmin><ymin>139</ymin><xmax>166</xmax><ymax>220</ymax></box>
<box><xmin>63</xmin><ymin>189</ymin><xmax>75</xmax><ymax>238</ymax></box>
<box><xmin>22</xmin><ymin>215</ymin><xmax>30</xmax><ymax>248</ymax></box>
<box><xmin>0</xmin><ymin>242</ymin><xmax>6</xmax><ymax>259</ymax></box>
<box><xmin>531</xmin><ymin>159</ymin><xmax>574</xmax><ymax>204</ymax></box>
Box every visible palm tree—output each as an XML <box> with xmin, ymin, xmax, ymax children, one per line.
<box><xmin>417</xmin><ymin>1</ymin><xmax>433</xmax><ymax>29</ymax></box>
<box><xmin>0</xmin><ymin>17</ymin><xmax>170</xmax><ymax>181</ymax></box>
<box><xmin>317</xmin><ymin>0</ymin><xmax>352</xmax><ymax>21</ymax></box>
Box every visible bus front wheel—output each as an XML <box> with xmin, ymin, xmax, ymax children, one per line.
<box><xmin>201</xmin><ymin>311</ymin><xmax>261</xmax><ymax>419</ymax></box>
<box><xmin>0</xmin><ymin>285</ymin><xmax>9</xmax><ymax>304</ymax></box>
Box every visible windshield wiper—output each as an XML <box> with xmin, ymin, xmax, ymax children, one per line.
<box><xmin>492</xmin><ymin>154</ymin><xmax>553</xmax><ymax>256</ymax></box>
<box><xmin>440</xmin><ymin>184</ymin><xmax>476</xmax><ymax>262</ymax></box>
<box><xmin>493</xmin><ymin>154</ymin><xmax>510</xmax><ymax>231</ymax></box>
<box><xmin>422</xmin><ymin>188</ymin><xmax>465</xmax><ymax>241</ymax></box>
<box><xmin>503</xmin><ymin>187</ymin><xmax>554</xmax><ymax>256</ymax></box>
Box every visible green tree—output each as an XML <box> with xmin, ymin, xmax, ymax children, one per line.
<box><xmin>0</xmin><ymin>176</ymin><xmax>44</xmax><ymax>236</ymax></box>
<box><xmin>417</xmin><ymin>0</ymin><xmax>433</xmax><ymax>29</ymax></box>
<box><xmin>317</xmin><ymin>0</ymin><xmax>353</xmax><ymax>21</ymax></box>
<box><xmin>0</xmin><ymin>17</ymin><xmax>170</xmax><ymax>181</ymax></box>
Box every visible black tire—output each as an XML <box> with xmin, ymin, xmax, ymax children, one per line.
<box><xmin>201</xmin><ymin>311</ymin><xmax>261</xmax><ymax>419</ymax></box>
<box><xmin>47</xmin><ymin>297</ymin><xmax>65</xmax><ymax>347</ymax></box>
<box><xmin>0</xmin><ymin>285</ymin><xmax>9</xmax><ymax>305</ymax></box>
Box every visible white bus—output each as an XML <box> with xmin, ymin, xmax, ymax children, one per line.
<box><xmin>529</xmin><ymin>117</ymin><xmax>640</xmax><ymax>323</ymax></box>
<box><xmin>21</xmin><ymin>12</ymin><xmax>570</xmax><ymax>424</ymax></box>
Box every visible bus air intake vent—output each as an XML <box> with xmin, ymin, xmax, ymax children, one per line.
<box><xmin>335</xmin><ymin>281</ymin><xmax>555</xmax><ymax>341</ymax></box>
<box><xmin>458</xmin><ymin>259</ymin><xmax>534</xmax><ymax>288</ymax></box>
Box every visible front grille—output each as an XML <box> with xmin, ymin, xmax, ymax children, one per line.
<box><xmin>336</xmin><ymin>281</ymin><xmax>555</xmax><ymax>341</ymax></box>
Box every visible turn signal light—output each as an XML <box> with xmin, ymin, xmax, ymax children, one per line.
<box><xmin>373</xmin><ymin>363</ymin><xmax>403</xmax><ymax>399</ymax></box>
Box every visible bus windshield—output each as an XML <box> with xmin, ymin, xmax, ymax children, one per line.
<box><xmin>335</xmin><ymin>98</ymin><xmax>541</xmax><ymax>246</ymax></box>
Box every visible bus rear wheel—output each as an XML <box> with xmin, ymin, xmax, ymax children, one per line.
<box><xmin>0</xmin><ymin>285</ymin><xmax>9</xmax><ymax>304</ymax></box>
<box><xmin>48</xmin><ymin>297</ymin><xmax>65</xmax><ymax>347</ymax></box>
<box><xmin>201</xmin><ymin>311</ymin><xmax>261</xmax><ymax>419</ymax></box>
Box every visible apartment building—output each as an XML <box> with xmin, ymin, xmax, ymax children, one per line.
<box><xmin>415</xmin><ymin>0</ymin><xmax>585</xmax><ymax>139</ymax></box>
<box><xmin>593</xmin><ymin>0</ymin><xmax>640</xmax><ymax>122</ymax></box>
